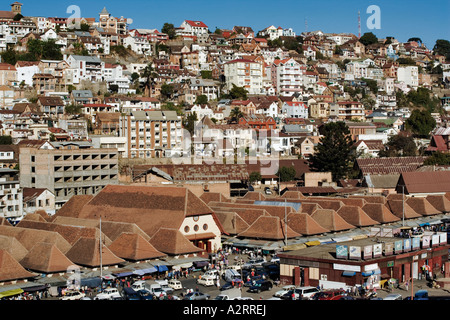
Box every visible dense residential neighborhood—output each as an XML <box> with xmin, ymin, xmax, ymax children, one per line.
<box><xmin>0</xmin><ymin>1</ymin><xmax>450</xmax><ymax>306</ymax></box>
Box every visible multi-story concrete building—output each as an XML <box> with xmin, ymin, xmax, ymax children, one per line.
<box><xmin>337</xmin><ymin>101</ymin><xmax>365</xmax><ymax>121</ymax></box>
<box><xmin>120</xmin><ymin>110</ymin><xmax>184</xmax><ymax>159</ymax></box>
<box><xmin>397</xmin><ymin>65</ymin><xmax>419</xmax><ymax>89</ymax></box>
<box><xmin>19</xmin><ymin>141</ymin><xmax>119</xmax><ymax>208</ymax></box>
<box><xmin>224</xmin><ymin>59</ymin><xmax>263</xmax><ymax>95</ymax></box>
<box><xmin>0</xmin><ymin>168</ymin><xmax>22</xmax><ymax>221</ymax></box>
<box><xmin>271</xmin><ymin>58</ymin><xmax>305</xmax><ymax>97</ymax></box>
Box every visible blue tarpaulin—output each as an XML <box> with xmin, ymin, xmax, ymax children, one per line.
<box><xmin>80</xmin><ymin>277</ymin><xmax>102</xmax><ymax>288</ymax></box>
<box><xmin>133</xmin><ymin>267</ymin><xmax>158</xmax><ymax>275</ymax></box>
<box><xmin>155</xmin><ymin>265</ymin><xmax>168</xmax><ymax>272</ymax></box>
<box><xmin>342</xmin><ymin>271</ymin><xmax>356</xmax><ymax>277</ymax></box>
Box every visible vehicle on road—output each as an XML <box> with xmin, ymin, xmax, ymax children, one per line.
<box><xmin>197</xmin><ymin>276</ymin><xmax>216</xmax><ymax>286</ymax></box>
<box><xmin>273</xmin><ymin>285</ymin><xmax>296</xmax><ymax>297</ymax></box>
<box><xmin>183</xmin><ymin>291</ymin><xmax>210</xmax><ymax>300</ymax></box>
<box><xmin>265</xmin><ymin>187</ymin><xmax>272</xmax><ymax>195</ymax></box>
<box><xmin>123</xmin><ymin>287</ymin><xmax>140</xmax><ymax>300</ymax></box>
<box><xmin>383</xmin><ymin>293</ymin><xmax>403</xmax><ymax>300</ymax></box>
<box><xmin>94</xmin><ymin>288</ymin><xmax>121</xmax><ymax>300</ymax></box>
<box><xmin>60</xmin><ymin>290</ymin><xmax>86</xmax><ymax>300</ymax></box>
<box><xmin>311</xmin><ymin>289</ymin><xmax>346</xmax><ymax>300</ymax></box>
<box><xmin>155</xmin><ymin>280</ymin><xmax>174</xmax><ymax>294</ymax></box>
<box><xmin>214</xmin><ymin>288</ymin><xmax>241</xmax><ymax>300</ymax></box>
<box><xmin>148</xmin><ymin>284</ymin><xmax>167</xmax><ymax>297</ymax></box>
<box><xmin>131</xmin><ymin>280</ymin><xmax>149</xmax><ymax>291</ymax></box>
<box><xmin>223</xmin><ymin>269</ymin><xmax>241</xmax><ymax>282</ymax></box>
<box><xmin>248</xmin><ymin>280</ymin><xmax>273</xmax><ymax>293</ymax></box>
<box><xmin>168</xmin><ymin>279</ymin><xmax>182</xmax><ymax>290</ymax></box>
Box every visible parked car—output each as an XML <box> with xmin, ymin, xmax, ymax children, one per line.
<box><xmin>197</xmin><ymin>276</ymin><xmax>216</xmax><ymax>286</ymax></box>
<box><xmin>294</xmin><ymin>286</ymin><xmax>321</xmax><ymax>300</ymax></box>
<box><xmin>60</xmin><ymin>290</ymin><xmax>86</xmax><ymax>300</ymax></box>
<box><xmin>273</xmin><ymin>285</ymin><xmax>296</xmax><ymax>297</ymax></box>
<box><xmin>383</xmin><ymin>293</ymin><xmax>403</xmax><ymax>300</ymax></box>
<box><xmin>248</xmin><ymin>280</ymin><xmax>273</xmax><ymax>293</ymax></box>
<box><xmin>311</xmin><ymin>289</ymin><xmax>346</xmax><ymax>300</ymax></box>
<box><xmin>264</xmin><ymin>187</ymin><xmax>272</xmax><ymax>195</ymax></box>
<box><xmin>183</xmin><ymin>292</ymin><xmax>210</xmax><ymax>300</ymax></box>
<box><xmin>94</xmin><ymin>288</ymin><xmax>121</xmax><ymax>300</ymax></box>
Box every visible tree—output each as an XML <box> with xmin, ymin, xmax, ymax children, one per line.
<box><xmin>405</xmin><ymin>109</ymin><xmax>436</xmax><ymax>138</ymax></box>
<box><xmin>229</xmin><ymin>107</ymin><xmax>244</xmax><ymax>123</ymax></box>
<box><xmin>407</xmin><ymin>37</ymin><xmax>422</xmax><ymax>44</ymax></box>
<box><xmin>276</xmin><ymin>166</ymin><xmax>296</xmax><ymax>182</ymax></box>
<box><xmin>183</xmin><ymin>112</ymin><xmax>198</xmax><ymax>136</ymax></box>
<box><xmin>423</xmin><ymin>152</ymin><xmax>450</xmax><ymax>166</ymax></box>
<box><xmin>0</xmin><ymin>136</ymin><xmax>12</xmax><ymax>145</ymax></box>
<box><xmin>65</xmin><ymin>104</ymin><xmax>83</xmax><ymax>114</ymax></box>
<box><xmin>141</xmin><ymin>64</ymin><xmax>158</xmax><ymax>97</ymax></box>
<box><xmin>161</xmin><ymin>23</ymin><xmax>176</xmax><ymax>39</ymax></box>
<box><xmin>195</xmin><ymin>95</ymin><xmax>208</xmax><ymax>105</ymax></box>
<box><xmin>160</xmin><ymin>83</ymin><xmax>174</xmax><ymax>101</ymax></box>
<box><xmin>227</xmin><ymin>84</ymin><xmax>248</xmax><ymax>100</ymax></box>
<box><xmin>249</xmin><ymin>171</ymin><xmax>262</xmax><ymax>184</ymax></box>
<box><xmin>310</xmin><ymin>122</ymin><xmax>356</xmax><ymax>181</ymax></box>
<box><xmin>359</xmin><ymin>32</ymin><xmax>378</xmax><ymax>46</ymax></box>
<box><xmin>433</xmin><ymin>39</ymin><xmax>450</xmax><ymax>60</ymax></box>
<box><xmin>378</xmin><ymin>134</ymin><xmax>418</xmax><ymax>157</ymax></box>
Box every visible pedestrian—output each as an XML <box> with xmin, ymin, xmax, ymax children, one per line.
<box><xmin>405</xmin><ymin>280</ymin><xmax>409</xmax><ymax>291</ymax></box>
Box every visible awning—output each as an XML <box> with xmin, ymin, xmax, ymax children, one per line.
<box><xmin>22</xmin><ymin>285</ymin><xmax>48</xmax><ymax>292</ymax></box>
<box><xmin>305</xmin><ymin>240</ymin><xmax>321</xmax><ymax>247</ymax></box>
<box><xmin>172</xmin><ymin>263</ymin><xmax>193</xmax><ymax>270</ymax></box>
<box><xmin>80</xmin><ymin>277</ymin><xmax>102</xmax><ymax>288</ymax></box>
<box><xmin>155</xmin><ymin>265</ymin><xmax>168</xmax><ymax>272</ymax></box>
<box><xmin>193</xmin><ymin>261</ymin><xmax>209</xmax><ymax>268</ymax></box>
<box><xmin>112</xmin><ymin>272</ymin><xmax>134</xmax><ymax>278</ymax></box>
<box><xmin>342</xmin><ymin>271</ymin><xmax>356</xmax><ymax>277</ymax></box>
<box><xmin>0</xmin><ymin>288</ymin><xmax>24</xmax><ymax>299</ymax></box>
<box><xmin>133</xmin><ymin>267</ymin><xmax>158</xmax><ymax>276</ymax></box>
<box><xmin>362</xmin><ymin>271</ymin><xmax>373</xmax><ymax>277</ymax></box>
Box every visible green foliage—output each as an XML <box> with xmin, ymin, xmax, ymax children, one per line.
<box><xmin>111</xmin><ymin>45</ymin><xmax>129</xmax><ymax>57</ymax></box>
<box><xmin>200</xmin><ymin>70</ymin><xmax>213</xmax><ymax>79</ymax></box>
<box><xmin>226</xmin><ymin>84</ymin><xmax>248</xmax><ymax>100</ymax></box>
<box><xmin>405</xmin><ymin>109</ymin><xmax>436</xmax><ymax>138</ymax></box>
<box><xmin>276</xmin><ymin>166</ymin><xmax>296</xmax><ymax>182</ymax></box>
<box><xmin>195</xmin><ymin>95</ymin><xmax>208</xmax><ymax>105</ymax></box>
<box><xmin>161</xmin><ymin>23</ymin><xmax>176</xmax><ymax>39</ymax></box>
<box><xmin>182</xmin><ymin>112</ymin><xmax>198</xmax><ymax>135</ymax></box>
<box><xmin>361</xmin><ymin>78</ymin><xmax>378</xmax><ymax>94</ymax></box>
<box><xmin>359</xmin><ymin>32</ymin><xmax>378</xmax><ymax>46</ymax></box>
<box><xmin>160</xmin><ymin>83</ymin><xmax>174</xmax><ymax>101</ymax></box>
<box><xmin>433</xmin><ymin>39</ymin><xmax>450</xmax><ymax>60</ymax></box>
<box><xmin>249</xmin><ymin>171</ymin><xmax>262</xmax><ymax>183</ymax></box>
<box><xmin>310</xmin><ymin>122</ymin><xmax>356</xmax><ymax>181</ymax></box>
<box><xmin>423</xmin><ymin>152</ymin><xmax>450</xmax><ymax>166</ymax></box>
<box><xmin>378</xmin><ymin>134</ymin><xmax>418</xmax><ymax>157</ymax></box>
<box><xmin>65</xmin><ymin>104</ymin><xmax>83</xmax><ymax>114</ymax></box>
<box><xmin>229</xmin><ymin>107</ymin><xmax>244</xmax><ymax>123</ymax></box>
<box><xmin>1</xmin><ymin>39</ymin><xmax>62</xmax><ymax>64</ymax></box>
<box><xmin>0</xmin><ymin>136</ymin><xmax>13</xmax><ymax>145</ymax></box>
<box><xmin>397</xmin><ymin>57</ymin><xmax>417</xmax><ymax>66</ymax></box>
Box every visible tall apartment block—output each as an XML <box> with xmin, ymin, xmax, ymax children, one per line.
<box><xmin>120</xmin><ymin>110</ymin><xmax>184</xmax><ymax>158</ymax></box>
<box><xmin>19</xmin><ymin>141</ymin><xmax>119</xmax><ymax>208</ymax></box>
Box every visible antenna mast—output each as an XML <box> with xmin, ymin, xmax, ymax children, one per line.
<box><xmin>358</xmin><ymin>11</ymin><xmax>361</xmax><ymax>38</ymax></box>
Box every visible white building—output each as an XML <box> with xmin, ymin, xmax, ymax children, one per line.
<box><xmin>271</xmin><ymin>58</ymin><xmax>304</xmax><ymax>97</ymax></box>
<box><xmin>65</xmin><ymin>55</ymin><xmax>105</xmax><ymax>83</ymax></box>
<box><xmin>122</xmin><ymin>35</ymin><xmax>152</xmax><ymax>55</ymax></box>
<box><xmin>397</xmin><ymin>66</ymin><xmax>419</xmax><ymax>89</ymax></box>
<box><xmin>15</xmin><ymin>61</ymin><xmax>40</xmax><ymax>86</ymax></box>
<box><xmin>177</xmin><ymin>20</ymin><xmax>209</xmax><ymax>37</ymax></box>
<box><xmin>224</xmin><ymin>59</ymin><xmax>264</xmax><ymax>95</ymax></box>
<box><xmin>281</xmin><ymin>101</ymin><xmax>308</xmax><ymax>119</ymax></box>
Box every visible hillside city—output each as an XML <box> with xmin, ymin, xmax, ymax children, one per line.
<box><xmin>0</xmin><ymin>2</ymin><xmax>450</xmax><ymax>303</ymax></box>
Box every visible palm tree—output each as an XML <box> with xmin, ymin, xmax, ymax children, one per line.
<box><xmin>141</xmin><ymin>63</ymin><xmax>159</xmax><ymax>97</ymax></box>
<box><xmin>229</xmin><ymin>107</ymin><xmax>244</xmax><ymax>123</ymax></box>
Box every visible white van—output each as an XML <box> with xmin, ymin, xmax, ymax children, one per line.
<box><xmin>197</xmin><ymin>276</ymin><xmax>216</xmax><ymax>286</ymax></box>
<box><xmin>294</xmin><ymin>286</ymin><xmax>320</xmax><ymax>300</ymax></box>
<box><xmin>168</xmin><ymin>279</ymin><xmax>182</xmax><ymax>290</ymax></box>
